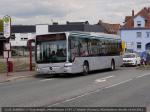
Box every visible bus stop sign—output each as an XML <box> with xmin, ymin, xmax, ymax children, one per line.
<box><xmin>3</xmin><ymin>16</ymin><xmax>11</xmax><ymax>38</ymax></box>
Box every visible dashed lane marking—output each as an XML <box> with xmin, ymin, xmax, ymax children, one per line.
<box><xmin>136</xmin><ymin>73</ymin><xmax>150</xmax><ymax>78</ymax></box>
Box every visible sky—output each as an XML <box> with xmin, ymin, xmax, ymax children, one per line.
<box><xmin>0</xmin><ymin>0</ymin><xmax>149</xmax><ymax>25</ymax></box>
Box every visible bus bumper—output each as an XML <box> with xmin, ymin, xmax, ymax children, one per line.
<box><xmin>36</xmin><ymin>64</ymin><xmax>77</xmax><ymax>75</ymax></box>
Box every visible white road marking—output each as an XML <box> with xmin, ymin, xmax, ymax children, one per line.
<box><xmin>95</xmin><ymin>75</ymin><xmax>114</xmax><ymax>83</ymax></box>
<box><xmin>49</xmin><ymin>87</ymin><xmax>102</xmax><ymax>107</ymax></box>
<box><xmin>104</xmin><ymin>78</ymin><xmax>133</xmax><ymax>89</ymax></box>
<box><xmin>50</xmin><ymin>77</ymin><xmax>136</xmax><ymax>107</ymax></box>
<box><xmin>40</xmin><ymin>79</ymin><xmax>53</xmax><ymax>82</ymax></box>
<box><xmin>95</xmin><ymin>79</ymin><xmax>106</xmax><ymax>83</ymax></box>
<box><xmin>136</xmin><ymin>73</ymin><xmax>150</xmax><ymax>78</ymax></box>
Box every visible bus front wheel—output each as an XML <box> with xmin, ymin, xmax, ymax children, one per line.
<box><xmin>83</xmin><ymin>62</ymin><xmax>89</xmax><ymax>75</ymax></box>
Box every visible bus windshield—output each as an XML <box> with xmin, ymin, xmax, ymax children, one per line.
<box><xmin>36</xmin><ymin>33</ymin><xmax>67</xmax><ymax>63</ymax></box>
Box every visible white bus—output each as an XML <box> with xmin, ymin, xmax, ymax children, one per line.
<box><xmin>35</xmin><ymin>31</ymin><xmax>123</xmax><ymax>75</ymax></box>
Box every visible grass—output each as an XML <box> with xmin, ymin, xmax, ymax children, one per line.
<box><xmin>0</xmin><ymin>62</ymin><xmax>7</xmax><ymax>73</ymax></box>
<box><xmin>0</xmin><ymin>59</ymin><xmax>34</xmax><ymax>73</ymax></box>
<box><xmin>13</xmin><ymin>62</ymin><xmax>29</xmax><ymax>72</ymax></box>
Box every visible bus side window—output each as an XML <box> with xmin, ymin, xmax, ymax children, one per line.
<box><xmin>70</xmin><ymin>38</ymin><xmax>80</xmax><ymax>60</ymax></box>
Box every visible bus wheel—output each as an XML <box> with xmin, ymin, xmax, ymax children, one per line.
<box><xmin>110</xmin><ymin>60</ymin><xmax>115</xmax><ymax>71</ymax></box>
<box><xmin>83</xmin><ymin>62</ymin><xmax>89</xmax><ymax>75</ymax></box>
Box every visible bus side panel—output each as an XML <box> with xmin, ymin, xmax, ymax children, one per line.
<box><xmin>89</xmin><ymin>57</ymin><xmax>109</xmax><ymax>70</ymax></box>
<box><xmin>72</xmin><ymin>57</ymin><xmax>107</xmax><ymax>72</ymax></box>
<box><xmin>113</xmin><ymin>56</ymin><xmax>123</xmax><ymax>67</ymax></box>
<box><xmin>72</xmin><ymin>56</ymin><xmax>122</xmax><ymax>73</ymax></box>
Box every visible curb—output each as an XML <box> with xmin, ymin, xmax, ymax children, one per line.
<box><xmin>0</xmin><ymin>74</ymin><xmax>35</xmax><ymax>84</ymax></box>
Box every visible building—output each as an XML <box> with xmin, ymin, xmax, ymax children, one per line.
<box><xmin>0</xmin><ymin>33</ymin><xmax>15</xmax><ymax>56</ymax></box>
<box><xmin>97</xmin><ymin>20</ymin><xmax>120</xmax><ymax>34</ymax></box>
<box><xmin>48</xmin><ymin>21</ymin><xmax>105</xmax><ymax>32</ymax></box>
<box><xmin>120</xmin><ymin>7</ymin><xmax>150</xmax><ymax>53</ymax></box>
<box><xmin>0</xmin><ymin>21</ymin><xmax>105</xmax><ymax>56</ymax></box>
<box><xmin>0</xmin><ymin>25</ymin><xmax>36</xmax><ymax>56</ymax></box>
<box><xmin>11</xmin><ymin>25</ymin><xmax>36</xmax><ymax>45</ymax></box>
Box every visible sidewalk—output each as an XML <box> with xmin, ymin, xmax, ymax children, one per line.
<box><xmin>0</xmin><ymin>71</ymin><xmax>36</xmax><ymax>83</ymax></box>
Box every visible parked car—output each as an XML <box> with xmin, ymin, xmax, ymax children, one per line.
<box><xmin>123</xmin><ymin>53</ymin><xmax>141</xmax><ymax>66</ymax></box>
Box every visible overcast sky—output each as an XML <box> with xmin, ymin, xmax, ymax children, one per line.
<box><xmin>0</xmin><ymin>0</ymin><xmax>149</xmax><ymax>25</ymax></box>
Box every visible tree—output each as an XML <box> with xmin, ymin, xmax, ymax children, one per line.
<box><xmin>0</xmin><ymin>19</ymin><xmax>3</xmax><ymax>32</ymax></box>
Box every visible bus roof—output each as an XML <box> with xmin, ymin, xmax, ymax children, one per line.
<box><xmin>69</xmin><ymin>31</ymin><xmax>121</xmax><ymax>40</ymax></box>
<box><xmin>36</xmin><ymin>31</ymin><xmax>121</xmax><ymax>40</ymax></box>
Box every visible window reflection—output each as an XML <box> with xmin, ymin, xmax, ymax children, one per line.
<box><xmin>36</xmin><ymin>40</ymin><xmax>66</xmax><ymax>63</ymax></box>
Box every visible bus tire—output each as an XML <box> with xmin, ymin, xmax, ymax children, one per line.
<box><xmin>83</xmin><ymin>61</ymin><xmax>89</xmax><ymax>75</ymax></box>
<box><xmin>110</xmin><ymin>60</ymin><xmax>115</xmax><ymax>71</ymax></box>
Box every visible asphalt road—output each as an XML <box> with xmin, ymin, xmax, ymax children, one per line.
<box><xmin>0</xmin><ymin>67</ymin><xmax>150</xmax><ymax>109</ymax></box>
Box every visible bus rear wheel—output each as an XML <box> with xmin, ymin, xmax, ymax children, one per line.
<box><xmin>83</xmin><ymin>62</ymin><xmax>89</xmax><ymax>75</ymax></box>
<box><xmin>110</xmin><ymin>60</ymin><xmax>115</xmax><ymax>71</ymax></box>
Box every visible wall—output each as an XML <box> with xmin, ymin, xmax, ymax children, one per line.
<box><xmin>10</xmin><ymin>33</ymin><xmax>35</xmax><ymax>46</ymax></box>
<box><xmin>36</xmin><ymin>24</ymin><xmax>48</xmax><ymax>35</ymax></box>
<box><xmin>120</xmin><ymin>29</ymin><xmax>150</xmax><ymax>52</ymax></box>
<box><xmin>134</xmin><ymin>16</ymin><xmax>145</xmax><ymax>28</ymax></box>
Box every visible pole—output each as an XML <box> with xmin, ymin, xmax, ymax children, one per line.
<box><xmin>29</xmin><ymin>41</ymin><xmax>32</xmax><ymax>71</ymax></box>
<box><xmin>6</xmin><ymin>57</ymin><xmax>9</xmax><ymax>76</ymax></box>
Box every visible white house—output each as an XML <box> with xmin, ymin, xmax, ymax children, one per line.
<box><xmin>10</xmin><ymin>33</ymin><xmax>35</xmax><ymax>46</ymax></box>
<box><xmin>9</xmin><ymin>25</ymin><xmax>36</xmax><ymax>56</ymax></box>
<box><xmin>10</xmin><ymin>25</ymin><xmax>36</xmax><ymax>46</ymax></box>
<box><xmin>120</xmin><ymin>7</ymin><xmax>150</xmax><ymax>53</ymax></box>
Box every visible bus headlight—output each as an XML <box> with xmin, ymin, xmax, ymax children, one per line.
<box><xmin>64</xmin><ymin>63</ymin><xmax>72</xmax><ymax>67</ymax></box>
<box><xmin>36</xmin><ymin>66</ymin><xmax>40</xmax><ymax>71</ymax></box>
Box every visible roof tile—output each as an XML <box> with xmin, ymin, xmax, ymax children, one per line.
<box><xmin>123</xmin><ymin>7</ymin><xmax>150</xmax><ymax>29</ymax></box>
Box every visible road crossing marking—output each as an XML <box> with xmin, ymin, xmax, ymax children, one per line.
<box><xmin>104</xmin><ymin>78</ymin><xmax>133</xmax><ymax>89</ymax></box>
<box><xmin>95</xmin><ymin>75</ymin><xmax>114</xmax><ymax>83</ymax></box>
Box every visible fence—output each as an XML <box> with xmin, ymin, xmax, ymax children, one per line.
<box><xmin>0</xmin><ymin>50</ymin><xmax>35</xmax><ymax>73</ymax></box>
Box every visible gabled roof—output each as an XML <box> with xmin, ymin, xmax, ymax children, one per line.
<box><xmin>102</xmin><ymin>23</ymin><xmax>120</xmax><ymax>34</ymax></box>
<box><xmin>122</xmin><ymin>7</ymin><xmax>150</xmax><ymax>29</ymax></box>
<box><xmin>125</xmin><ymin>16</ymin><xmax>132</xmax><ymax>22</ymax></box>
<box><xmin>97</xmin><ymin>20</ymin><xmax>120</xmax><ymax>34</ymax></box>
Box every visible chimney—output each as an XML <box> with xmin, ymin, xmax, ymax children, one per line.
<box><xmin>144</xmin><ymin>7</ymin><xmax>147</xmax><ymax>10</ymax></box>
<box><xmin>132</xmin><ymin>10</ymin><xmax>134</xmax><ymax>17</ymax></box>
<box><xmin>98</xmin><ymin>20</ymin><xmax>102</xmax><ymax>25</ymax></box>
<box><xmin>85</xmin><ymin>21</ymin><xmax>89</xmax><ymax>25</ymax></box>
<box><xmin>66</xmin><ymin>21</ymin><xmax>69</xmax><ymax>24</ymax></box>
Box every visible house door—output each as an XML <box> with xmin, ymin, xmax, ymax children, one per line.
<box><xmin>146</xmin><ymin>43</ymin><xmax>150</xmax><ymax>51</ymax></box>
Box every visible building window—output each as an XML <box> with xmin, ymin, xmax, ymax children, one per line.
<box><xmin>137</xmin><ymin>32</ymin><xmax>142</xmax><ymax>38</ymax></box>
<box><xmin>146</xmin><ymin>32</ymin><xmax>150</xmax><ymax>38</ymax></box>
<box><xmin>21</xmin><ymin>38</ymin><xmax>28</xmax><ymax>41</ymax></box>
<box><xmin>137</xmin><ymin>21</ymin><xmax>141</xmax><ymax>27</ymax></box>
<box><xmin>137</xmin><ymin>42</ymin><xmax>141</xmax><ymax>49</ymax></box>
<box><xmin>24</xmin><ymin>38</ymin><xmax>28</xmax><ymax>40</ymax></box>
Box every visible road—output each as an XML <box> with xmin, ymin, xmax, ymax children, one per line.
<box><xmin>0</xmin><ymin>67</ymin><xmax>150</xmax><ymax>109</ymax></box>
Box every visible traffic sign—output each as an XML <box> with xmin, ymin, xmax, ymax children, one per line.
<box><xmin>3</xmin><ymin>15</ymin><xmax>11</xmax><ymax>38</ymax></box>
